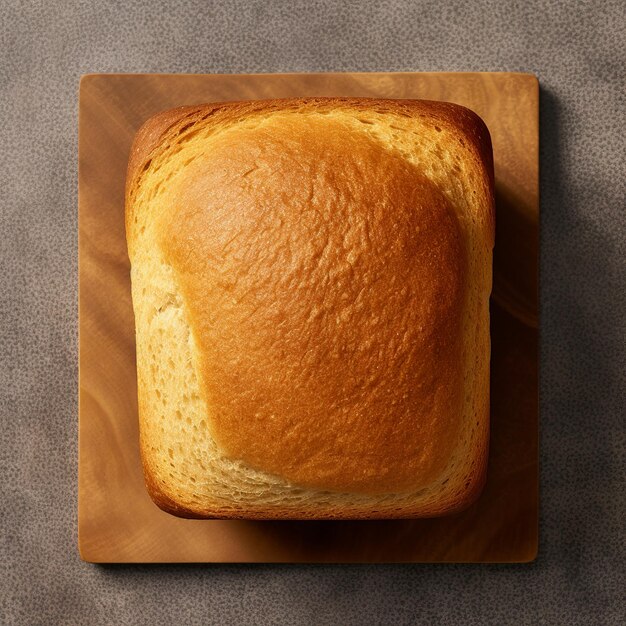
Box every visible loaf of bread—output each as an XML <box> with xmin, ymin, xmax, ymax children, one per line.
<box><xmin>125</xmin><ymin>98</ymin><xmax>494</xmax><ymax>519</ymax></box>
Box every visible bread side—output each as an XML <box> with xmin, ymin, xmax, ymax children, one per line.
<box><xmin>126</xmin><ymin>98</ymin><xmax>494</xmax><ymax>519</ymax></box>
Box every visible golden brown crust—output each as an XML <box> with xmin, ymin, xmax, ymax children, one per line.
<box><xmin>162</xmin><ymin>116</ymin><xmax>465</xmax><ymax>495</ymax></box>
<box><xmin>125</xmin><ymin>105</ymin><xmax>202</xmax><ymax>234</ymax></box>
<box><xmin>127</xmin><ymin>97</ymin><xmax>494</xmax><ymax>519</ymax></box>
<box><xmin>126</xmin><ymin>98</ymin><xmax>494</xmax><ymax>247</ymax></box>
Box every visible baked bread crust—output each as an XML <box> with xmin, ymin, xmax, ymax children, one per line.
<box><xmin>126</xmin><ymin>98</ymin><xmax>494</xmax><ymax>519</ymax></box>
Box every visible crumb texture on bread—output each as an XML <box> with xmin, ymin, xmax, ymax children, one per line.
<box><xmin>126</xmin><ymin>98</ymin><xmax>494</xmax><ymax>519</ymax></box>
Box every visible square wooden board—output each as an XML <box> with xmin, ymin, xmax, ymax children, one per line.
<box><xmin>78</xmin><ymin>72</ymin><xmax>538</xmax><ymax>563</ymax></box>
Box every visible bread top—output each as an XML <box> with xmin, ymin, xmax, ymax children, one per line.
<box><xmin>126</xmin><ymin>98</ymin><xmax>494</xmax><ymax>497</ymax></box>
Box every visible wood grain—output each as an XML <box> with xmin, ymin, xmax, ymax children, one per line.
<box><xmin>78</xmin><ymin>72</ymin><xmax>538</xmax><ymax>563</ymax></box>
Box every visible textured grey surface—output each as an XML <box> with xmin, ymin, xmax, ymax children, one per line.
<box><xmin>1</xmin><ymin>0</ymin><xmax>624</xmax><ymax>624</ymax></box>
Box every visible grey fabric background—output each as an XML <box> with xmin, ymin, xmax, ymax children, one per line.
<box><xmin>1</xmin><ymin>0</ymin><xmax>624</xmax><ymax>624</ymax></box>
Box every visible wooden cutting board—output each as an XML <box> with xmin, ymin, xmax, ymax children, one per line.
<box><xmin>78</xmin><ymin>72</ymin><xmax>538</xmax><ymax>563</ymax></box>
